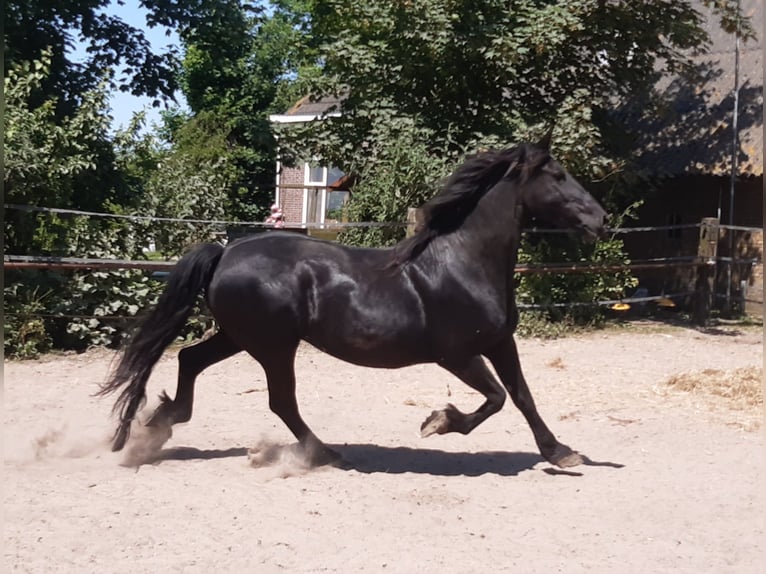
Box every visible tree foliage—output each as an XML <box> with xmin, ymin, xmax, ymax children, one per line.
<box><xmin>4</xmin><ymin>0</ymin><xmax>754</xmax><ymax>356</ymax></box>
<box><xmin>281</xmin><ymin>0</ymin><xmax>752</xmax><ymax>198</ymax></box>
<box><xmin>3</xmin><ymin>53</ymin><xmax>227</xmax><ymax>358</ymax></box>
<box><xmin>163</xmin><ymin>0</ymin><xmax>322</xmax><ymax>220</ymax></box>
<box><xmin>337</xmin><ymin>119</ymin><xmax>458</xmax><ymax>247</ymax></box>
<box><xmin>4</xmin><ymin>50</ymin><xmax>114</xmax><ymax>254</ymax></box>
<box><xmin>4</xmin><ymin>0</ymin><xmax>179</xmax><ymax>116</ymax></box>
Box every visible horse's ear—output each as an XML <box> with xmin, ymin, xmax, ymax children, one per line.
<box><xmin>537</xmin><ymin>125</ymin><xmax>554</xmax><ymax>151</ymax></box>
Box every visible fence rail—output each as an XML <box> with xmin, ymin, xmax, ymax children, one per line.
<box><xmin>2</xmin><ymin>254</ymin><xmax>720</xmax><ymax>273</ymax></box>
<box><xmin>3</xmin><ymin>255</ymin><xmax>177</xmax><ymax>271</ymax></box>
<box><xmin>6</xmin><ymin>202</ymin><xmax>763</xmax><ymax>233</ymax></box>
<box><xmin>5</xmin><ymin>204</ymin><xmax>763</xmax><ymax>323</ymax></box>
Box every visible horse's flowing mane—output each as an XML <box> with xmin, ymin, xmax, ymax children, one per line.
<box><xmin>390</xmin><ymin>143</ymin><xmax>546</xmax><ymax>266</ymax></box>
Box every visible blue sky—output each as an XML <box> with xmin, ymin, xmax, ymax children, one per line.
<box><xmin>72</xmin><ymin>0</ymin><xmax>188</xmax><ymax>132</ymax></box>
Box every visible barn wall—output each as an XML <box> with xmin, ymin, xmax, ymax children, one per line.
<box><xmin>622</xmin><ymin>175</ymin><xmax>763</xmax><ymax>316</ymax></box>
<box><xmin>738</xmin><ymin>228</ymin><xmax>763</xmax><ymax>316</ymax></box>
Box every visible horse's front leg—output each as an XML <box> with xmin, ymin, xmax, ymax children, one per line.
<box><xmin>485</xmin><ymin>337</ymin><xmax>584</xmax><ymax>468</ymax></box>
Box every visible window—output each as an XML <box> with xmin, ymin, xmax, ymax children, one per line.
<box><xmin>306</xmin><ymin>164</ymin><xmax>325</xmax><ymax>185</ymax></box>
<box><xmin>302</xmin><ymin>163</ymin><xmax>348</xmax><ymax>224</ymax></box>
<box><xmin>327</xmin><ymin>167</ymin><xmax>345</xmax><ymax>186</ymax></box>
<box><xmin>306</xmin><ymin>164</ymin><xmax>345</xmax><ymax>186</ymax></box>
<box><xmin>325</xmin><ymin>191</ymin><xmax>349</xmax><ymax>221</ymax></box>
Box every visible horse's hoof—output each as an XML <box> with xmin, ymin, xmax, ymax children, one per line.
<box><xmin>120</xmin><ymin>419</ymin><xmax>173</xmax><ymax>467</ymax></box>
<box><xmin>420</xmin><ymin>404</ymin><xmax>461</xmax><ymax>437</ymax></box>
<box><xmin>421</xmin><ymin>410</ymin><xmax>449</xmax><ymax>437</ymax></box>
<box><xmin>306</xmin><ymin>445</ymin><xmax>344</xmax><ymax>468</ymax></box>
<box><xmin>547</xmin><ymin>444</ymin><xmax>584</xmax><ymax>468</ymax></box>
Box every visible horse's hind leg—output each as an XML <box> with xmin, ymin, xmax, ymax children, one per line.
<box><xmin>486</xmin><ymin>337</ymin><xmax>583</xmax><ymax>468</ymax></box>
<box><xmin>256</xmin><ymin>344</ymin><xmax>341</xmax><ymax>467</ymax></box>
<box><xmin>421</xmin><ymin>356</ymin><xmax>506</xmax><ymax>437</ymax></box>
<box><xmin>146</xmin><ymin>331</ymin><xmax>240</xmax><ymax>427</ymax></box>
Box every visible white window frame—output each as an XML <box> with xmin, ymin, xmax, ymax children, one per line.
<box><xmin>305</xmin><ymin>163</ymin><xmax>327</xmax><ymax>186</ymax></box>
<box><xmin>303</xmin><ymin>162</ymin><xmax>329</xmax><ymax>225</ymax></box>
<box><xmin>300</xmin><ymin>162</ymin><xmax>346</xmax><ymax>227</ymax></box>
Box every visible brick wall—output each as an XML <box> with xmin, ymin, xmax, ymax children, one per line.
<box><xmin>281</xmin><ymin>188</ymin><xmax>304</xmax><ymax>224</ymax></box>
<box><xmin>278</xmin><ymin>165</ymin><xmax>305</xmax><ymax>223</ymax></box>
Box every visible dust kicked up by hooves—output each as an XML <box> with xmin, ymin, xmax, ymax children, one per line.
<box><xmin>120</xmin><ymin>415</ymin><xmax>173</xmax><ymax>468</ymax></box>
<box><xmin>246</xmin><ymin>439</ymin><xmax>317</xmax><ymax>478</ymax></box>
<box><xmin>25</xmin><ymin>426</ymin><xmax>111</xmax><ymax>461</ymax></box>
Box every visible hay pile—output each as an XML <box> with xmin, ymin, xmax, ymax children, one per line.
<box><xmin>664</xmin><ymin>366</ymin><xmax>763</xmax><ymax>430</ymax></box>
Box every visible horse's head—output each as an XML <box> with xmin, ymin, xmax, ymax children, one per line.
<box><xmin>389</xmin><ymin>138</ymin><xmax>607</xmax><ymax>266</ymax></box>
<box><xmin>514</xmin><ymin>136</ymin><xmax>607</xmax><ymax>241</ymax></box>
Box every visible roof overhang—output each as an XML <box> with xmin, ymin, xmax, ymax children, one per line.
<box><xmin>269</xmin><ymin>113</ymin><xmax>342</xmax><ymax>124</ymax></box>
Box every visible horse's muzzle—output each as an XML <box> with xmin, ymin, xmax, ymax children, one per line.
<box><xmin>582</xmin><ymin>212</ymin><xmax>608</xmax><ymax>242</ymax></box>
<box><xmin>578</xmin><ymin>222</ymin><xmax>606</xmax><ymax>243</ymax></box>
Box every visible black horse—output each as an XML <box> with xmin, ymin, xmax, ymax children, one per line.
<box><xmin>99</xmin><ymin>135</ymin><xmax>607</xmax><ymax>468</ymax></box>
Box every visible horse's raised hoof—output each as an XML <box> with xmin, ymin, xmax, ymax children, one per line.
<box><xmin>546</xmin><ymin>443</ymin><xmax>584</xmax><ymax>468</ymax></box>
<box><xmin>144</xmin><ymin>407</ymin><xmax>167</xmax><ymax>428</ymax></box>
<box><xmin>420</xmin><ymin>403</ymin><xmax>462</xmax><ymax>437</ymax></box>
<box><xmin>145</xmin><ymin>392</ymin><xmax>181</xmax><ymax>427</ymax></box>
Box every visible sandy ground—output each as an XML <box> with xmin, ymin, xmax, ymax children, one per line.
<box><xmin>4</xmin><ymin>322</ymin><xmax>764</xmax><ymax>573</ymax></box>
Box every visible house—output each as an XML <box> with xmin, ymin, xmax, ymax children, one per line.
<box><xmin>620</xmin><ymin>0</ymin><xmax>763</xmax><ymax>316</ymax></box>
<box><xmin>268</xmin><ymin>95</ymin><xmax>351</xmax><ymax>229</ymax></box>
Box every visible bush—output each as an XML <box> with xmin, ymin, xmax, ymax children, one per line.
<box><xmin>3</xmin><ymin>268</ymin><xmax>216</xmax><ymax>359</ymax></box>
<box><xmin>3</xmin><ymin>53</ymin><xmax>231</xmax><ymax>359</ymax></box>
<box><xmin>515</xmin><ymin>233</ymin><xmax>637</xmax><ymax>327</ymax></box>
<box><xmin>4</xmin><ymin>283</ymin><xmax>54</xmax><ymax>359</ymax></box>
<box><xmin>337</xmin><ymin>119</ymin><xmax>457</xmax><ymax>247</ymax></box>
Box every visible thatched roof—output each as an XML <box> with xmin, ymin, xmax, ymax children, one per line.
<box><xmin>631</xmin><ymin>0</ymin><xmax>762</xmax><ymax>177</ymax></box>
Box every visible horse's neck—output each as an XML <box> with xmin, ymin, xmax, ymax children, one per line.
<box><xmin>427</xmin><ymin>185</ymin><xmax>524</xmax><ymax>286</ymax></box>
<box><xmin>459</xmin><ymin>184</ymin><xmax>524</xmax><ymax>258</ymax></box>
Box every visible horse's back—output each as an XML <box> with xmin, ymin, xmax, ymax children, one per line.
<box><xmin>214</xmin><ymin>231</ymin><xmax>392</xmax><ymax>282</ymax></box>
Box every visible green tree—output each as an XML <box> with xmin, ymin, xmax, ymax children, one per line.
<box><xmin>337</xmin><ymin>119</ymin><xmax>457</xmax><ymax>247</ymax></box>
<box><xmin>3</xmin><ymin>51</ymin><xmax>230</xmax><ymax>358</ymax></box>
<box><xmin>281</xmin><ymin>0</ymin><xmax>752</xmax><ymax>199</ymax></box>
<box><xmin>163</xmin><ymin>0</ymin><xmax>321</xmax><ymax>220</ymax></box>
<box><xmin>4</xmin><ymin>0</ymin><xmax>180</xmax><ymax>117</ymax></box>
<box><xmin>4</xmin><ymin>50</ymin><xmax>113</xmax><ymax>254</ymax></box>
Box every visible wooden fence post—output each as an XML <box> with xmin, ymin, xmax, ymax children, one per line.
<box><xmin>693</xmin><ymin>217</ymin><xmax>719</xmax><ymax>325</ymax></box>
<box><xmin>406</xmin><ymin>208</ymin><xmax>423</xmax><ymax>238</ymax></box>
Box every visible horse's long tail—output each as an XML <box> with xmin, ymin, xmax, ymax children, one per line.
<box><xmin>97</xmin><ymin>243</ymin><xmax>225</xmax><ymax>451</ymax></box>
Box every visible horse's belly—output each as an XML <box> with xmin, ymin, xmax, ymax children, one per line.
<box><xmin>309</xmin><ymin>344</ymin><xmax>427</xmax><ymax>369</ymax></box>
<box><xmin>304</xmin><ymin>322</ymin><xmax>429</xmax><ymax>369</ymax></box>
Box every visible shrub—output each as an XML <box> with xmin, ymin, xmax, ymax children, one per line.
<box><xmin>4</xmin><ymin>283</ymin><xmax>54</xmax><ymax>359</ymax></box>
